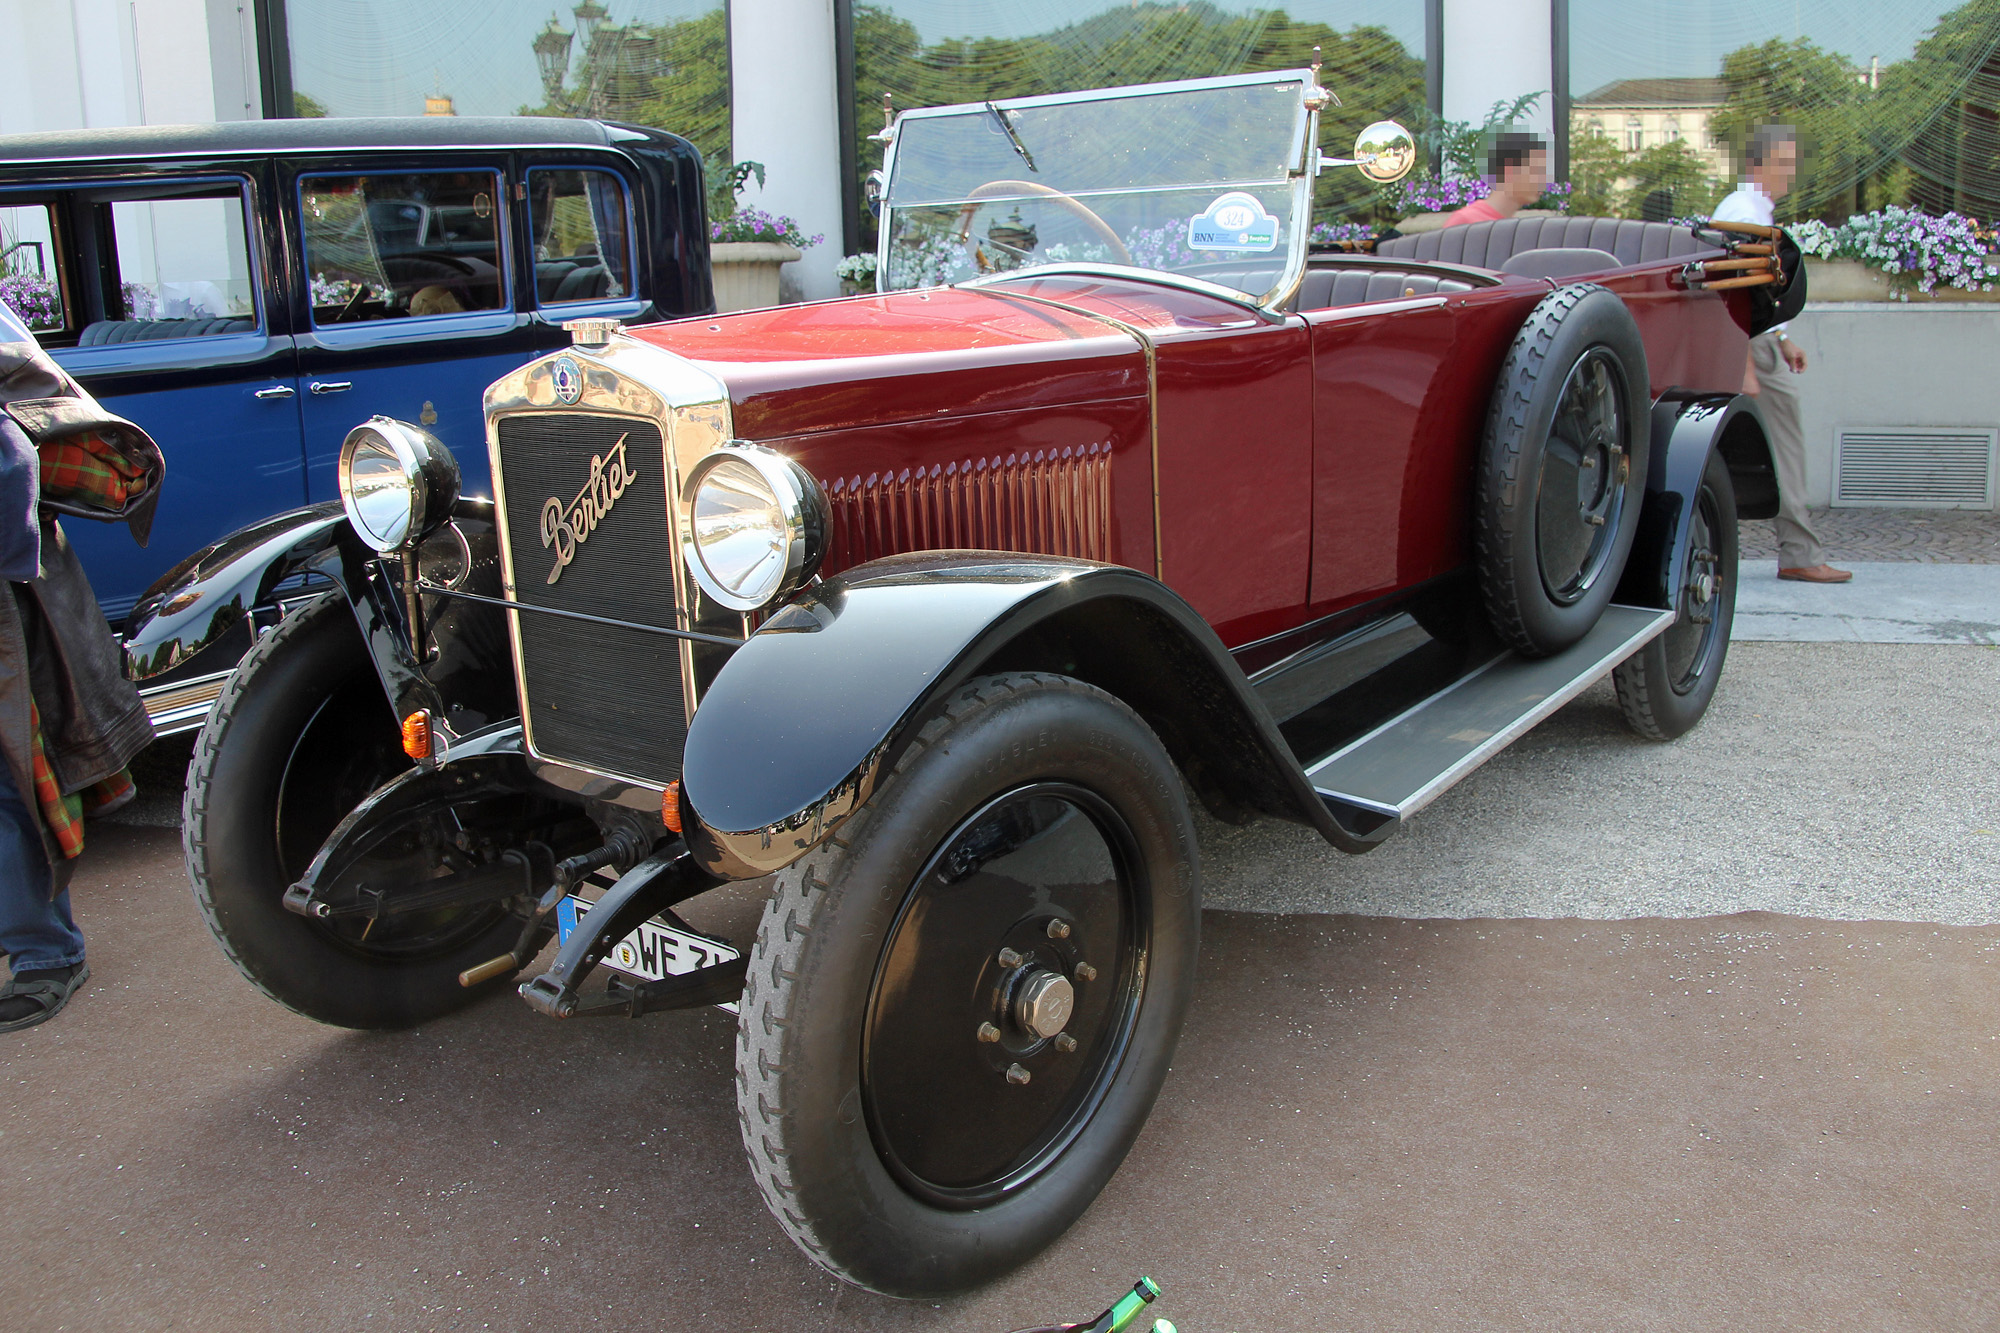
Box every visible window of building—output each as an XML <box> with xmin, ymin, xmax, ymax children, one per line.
<box><xmin>282</xmin><ymin>0</ymin><xmax>729</xmax><ymax>165</ymax></box>
<box><xmin>848</xmin><ymin>0</ymin><xmax>1429</xmax><ymax>246</ymax></box>
<box><xmin>1626</xmin><ymin>116</ymin><xmax>1645</xmax><ymax>151</ymax></box>
<box><xmin>1568</xmin><ymin>0</ymin><xmax>1995</xmax><ymax>224</ymax></box>
<box><xmin>301</xmin><ymin>172</ymin><xmax>506</xmax><ymax>325</ymax></box>
<box><xmin>1664</xmin><ymin>116</ymin><xmax>1681</xmax><ymax>141</ymax></box>
<box><xmin>0</xmin><ymin>203</ymin><xmax>66</xmax><ymax>334</ymax></box>
<box><xmin>528</xmin><ymin>169</ymin><xmax>635</xmax><ymax>307</ymax></box>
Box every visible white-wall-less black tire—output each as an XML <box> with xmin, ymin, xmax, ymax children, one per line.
<box><xmin>735</xmin><ymin>672</ymin><xmax>1200</xmax><ymax>1296</ymax></box>
<box><xmin>184</xmin><ymin>594</ymin><xmax>520</xmax><ymax>1029</ymax></box>
<box><xmin>1477</xmin><ymin>284</ymin><xmax>1652</xmax><ymax>657</ymax></box>
<box><xmin>1614</xmin><ymin>449</ymin><xmax>1739</xmax><ymax>740</ymax></box>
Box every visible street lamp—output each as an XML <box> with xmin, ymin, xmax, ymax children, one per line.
<box><xmin>534</xmin><ymin>15</ymin><xmax>574</xmax><ymax>107</ymax></box>
<box><xmin>572</xmin><ymin>0</ymin><xmax>607</xmax><ymax>49</ymax></box>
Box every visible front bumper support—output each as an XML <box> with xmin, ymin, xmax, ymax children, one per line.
<box><xmin>518</xmin><ymin>847</ymin><xmax>723</xmax><ymax>1019</ymax></box>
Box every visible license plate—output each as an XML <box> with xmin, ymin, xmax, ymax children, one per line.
<box><xmin>555</xmin><ymin>894</ymin><xmax>740</xmax><ymax>1013</ymax></box>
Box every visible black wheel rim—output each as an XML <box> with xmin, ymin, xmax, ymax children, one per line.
<box><xmin>1660</xmin><ymin>475</ymin><xmax>1729</xmax><ymax>694</ymax></box>
<box><xmin>274</xmin><ymin>667</ymin><xmax>504</xmax><ymax>961</ymax></box>
<box><xmin>1536</xmin><ymin>348</ymin><xmax>1629</xmax><ymax>606</ymax></box>
<box><xmin>862</xmin><ymin>783</ymin><xmax>1147</xmax><ymax>1207</ymax></box>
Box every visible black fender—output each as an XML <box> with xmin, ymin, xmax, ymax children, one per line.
<box><xmin>1617</xmin><ymin>393</ymin><xmax>1771</xmax><ymax>611</ymax></box>
<box><xmin>678</xmin><ymin>552</ymin><xmax>1386</xmax><ymax>881</ymax></box>
<box><xmin>123</xmin><ymin>497</ymin><xmax>515</xmax><ymax>734</ymax></box>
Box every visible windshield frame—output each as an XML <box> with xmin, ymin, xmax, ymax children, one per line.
<box><xmin>875</xmin><ymin>69</ymin><xmax>1326</xmax><ymax>312</ymax></box>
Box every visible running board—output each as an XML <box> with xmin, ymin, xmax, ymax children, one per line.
<box><xmin>1306</xmin><ymin>604</ymin><xmax>1675</xmax><ymax>833</ymax></box>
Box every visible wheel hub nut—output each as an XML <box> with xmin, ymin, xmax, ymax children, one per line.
<box><xmin>1013</xmin><ymin>969</ymin><xmax>1075</xmax><ymax>1040</ymax></box>
<box><xmin>1006</xmin><ymin>1063</ymin><xmax>1032</xmax><ymax>1085</ymax></box>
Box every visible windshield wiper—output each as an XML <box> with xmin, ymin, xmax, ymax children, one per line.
<box><xmin>985</xmin><ymin>101</ymin><xmax>1037</xmax><ymax>173</ymax></box>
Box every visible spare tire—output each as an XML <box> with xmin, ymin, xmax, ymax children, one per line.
<box><xmin>1476</xmin><ymin>284</ymin><xmax>1650</xmax><ymax>657</ymax></box>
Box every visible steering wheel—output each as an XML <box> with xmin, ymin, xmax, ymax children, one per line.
<box><xmin>958</xmin><ymin>180</ymin><xmax>1133</xmax><ymax>267</ymax></box>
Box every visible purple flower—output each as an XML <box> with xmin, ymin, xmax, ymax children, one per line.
<box><xmin>0</xmin><ymin>271</ymin><xmax>61</xmax><ymax>330</ymax></box>
<box><xmin>711</xmin><ymin>207</ymin><xmax>822</xmax><ymax>250</ymax></box>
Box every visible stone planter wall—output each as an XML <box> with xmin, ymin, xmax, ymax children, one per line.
<box><xmin>1805</xmin><ymin>258</ymin><xmax>2000</xmax><ymax>304</ymax></box>
<box><xmin>1782</xmin><ymin>300</ymin><xmax>2000</xmax><ymax>508</ymax></box>
<box><xmin>711</xmin><ymin>241</ymin><xmax>803</xmax><ymax>312</ymax></box>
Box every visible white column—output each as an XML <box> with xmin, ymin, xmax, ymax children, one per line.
<box><xmin>1441</xmin><ymin>0</ymin><xmax>1554</xmax><ymax>150</ymax></box>
<box><xmin>729</xmin><ymin>0</ymin><xmax>845</xmax><ymax>302</ymax></box>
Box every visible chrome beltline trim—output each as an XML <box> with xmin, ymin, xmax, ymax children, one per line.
<box><xmin>483</xmin><ymin>333</ymin><xmax>736</xmax><ymax>795</ymax></box>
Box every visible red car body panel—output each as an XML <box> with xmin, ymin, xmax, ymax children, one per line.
<box><xmin>629</xmin><ymin>260</ymin><xmax>1757</xmax><ymax>653</ymax></box>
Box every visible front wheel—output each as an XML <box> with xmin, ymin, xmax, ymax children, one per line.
<box><xmin>1613</xmin><ymin>448</ymin><xmax>1739</xmax><ymax>740</ymax></box>
<box><xmin>185</xmin><ymin>594</ymin><xmax>522</xmax><ymax>1029</ymax></box>
<box><xmin>735</xmin><ymin>673</ymin><xmax>1200</xmax><ymax>1296</ymax></box>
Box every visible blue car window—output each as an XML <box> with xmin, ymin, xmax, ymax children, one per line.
<box><xmin>301</xmin><ymin>172</ymin><xmax>507</xmax><ymax>324</ymax></box>
<box><xmin>0</xmin><ymin>203</ymin><xmax>67</xmax><ymax>336</ymax></box>
<box><xmin>528</xmin><ymin>169</ymin><xmax>634</xmax><ymax>308</ymax></box>
<box><xmin>105</xmin><ymin>194</ymin><xmax>259</xmax><ymax>335</ymax></box>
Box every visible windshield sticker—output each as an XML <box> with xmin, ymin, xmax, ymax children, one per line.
<box><xmin>1187</xmin><ymin>192</ymin><xmax>1281</xmax><ymax>252</ymax></box>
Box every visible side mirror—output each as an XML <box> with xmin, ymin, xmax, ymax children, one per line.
<box><xmin>1352</xmin><ymin>121</ymin><xmax>1416</xmax><ymax>183</ymax></box>
<box><xmin>1321</xmin><ymin>121</ymin><xmax>1417</xmax><ymax>184</ymax></box>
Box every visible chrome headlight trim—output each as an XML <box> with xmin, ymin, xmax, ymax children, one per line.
<box><xmin>682</xmin><ymin>443</ymin><xmax>829</xmax><ymax>613</ymax></box>
<box><xmin>337</xmin><ymin>416</ymin><xmax>460</xmax><ymax>553</ymax></box>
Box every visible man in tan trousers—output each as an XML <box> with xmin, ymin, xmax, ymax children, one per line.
<box><xmin>1713</xmin><ymin>125</ymin><xmax>1851</xmax><ymax>584</ymax></box>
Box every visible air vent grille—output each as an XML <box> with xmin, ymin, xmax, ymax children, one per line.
<box><xmin>1833</xmin><ymin>428</ymin><xmax>1996</xmax><ymax>509</ymax></box>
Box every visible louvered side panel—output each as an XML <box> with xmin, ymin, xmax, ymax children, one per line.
<box><xmin>822</xmin><ymin>443</ymin><xmax>1116</xmax><ymax>570</ymax></box>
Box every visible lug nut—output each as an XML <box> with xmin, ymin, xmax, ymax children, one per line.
<box><xmin>1074</xmin><ymin>962</ymin><xmax>1097</xmax><ymax>982</ymax></box>
<box><xmin>1054</xmin><ymin>1033</ymin><xmax>1077</xmax><ymax>1053</ymax></box>
<box><xmin>1006</xmin><ymin>1063</ymin><xmax>1032</xmax><ymax>1085</ymax></box>
<box><xmin>998</xmin><ymin>947</ymin><xmax>1025</xmax><ymax>969</ymax></box>
<box><xmin>1046</xmin><ymin>919</ymin><xmax>1071</xmax><ymax>940</ymax></box>
<box><xmin>976</xmin><ymin>1022</ymin><xmax>1001</xmax><ymax>1043</ymax></box>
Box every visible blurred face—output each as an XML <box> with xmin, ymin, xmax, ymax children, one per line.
<box><xmin>1758</xmin><ymin>140</ymin><xmax>1799</xmax><ymax>199</ymax></box>
<box><xmin>1502</xmin><ymin>149</ymin><xmax>1549</xmax><ymax>204</ymax></box>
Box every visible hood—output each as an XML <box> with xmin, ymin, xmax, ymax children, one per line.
<box><xmin>625</xmin><ymin>285</ymin><xmax>1150</xmax><ymax>440</ymax></box>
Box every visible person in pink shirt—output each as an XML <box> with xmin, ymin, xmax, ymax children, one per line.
<box><xmin>1445</xmin><ymin>132</ymin><xmax>1548</xmax><ymax>226</ymax></box>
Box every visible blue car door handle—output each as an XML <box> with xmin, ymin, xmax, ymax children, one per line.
<box><xmin>310</xmin><ymin>381</ymin><xmax>354</xmax><ymax>395</ymax></box>
<box><xmin>253</xmin><ymin>385</ymin><xmax>297</xmax><ymax>400</ymax></box>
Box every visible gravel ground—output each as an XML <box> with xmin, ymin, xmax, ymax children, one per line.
<box><xmin>1197</xmin><ymin>641</ymin><xmax>2000</xmax><ymax>924</ymax></box>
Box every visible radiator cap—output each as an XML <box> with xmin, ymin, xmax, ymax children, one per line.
<box><xmin>563</xmin><ymin>317</ymin><xmax>620</xmax><ymax>348</ymax></box>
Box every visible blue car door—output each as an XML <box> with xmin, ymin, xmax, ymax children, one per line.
<box><xmin>289</xmin><ymin>162</ymin><xmax>541</xmax><ymax>504</ymax></box>
<box><xmin>34</xmin><ymin>169</ymin><xmax>305</xmax><ymax>621</ymax></box>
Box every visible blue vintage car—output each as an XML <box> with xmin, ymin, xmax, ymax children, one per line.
<box><xmin>0</xmin><ymin>116</ymin><xmax>712</xmax><ymax>729</ymax></box>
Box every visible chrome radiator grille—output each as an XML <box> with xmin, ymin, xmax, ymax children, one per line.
<box><xmin>495</xmin><ymin>412</ymin><xmax>687</xmax><ymax>785</ymax></box>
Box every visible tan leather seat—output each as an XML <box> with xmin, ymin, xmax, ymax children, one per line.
<box><xmin>1375</xmin><ymin>216</ymin><xmax>1719</xmax><ymax>270</ymax></box>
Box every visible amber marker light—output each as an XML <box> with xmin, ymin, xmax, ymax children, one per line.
<box><xmin>401</xmin><ymin>710</ymin><xmax>433</xmax><ymax>762</ymax></box>
<box><xmin>662</xmin><ymin>780</ymin><xmax>683</xmax><ymax>834</ymax></box>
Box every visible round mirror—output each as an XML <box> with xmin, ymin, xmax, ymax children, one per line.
<box><xmin>1354</xmin><ymin>121</ymin><xmax>1417</xmax><ymax>183</ymax></box>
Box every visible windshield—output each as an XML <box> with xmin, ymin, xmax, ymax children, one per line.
<box><xmin>879</xmin><ymin>74</ymin><xmax>1313</xmax><ymax>304</ymax></box>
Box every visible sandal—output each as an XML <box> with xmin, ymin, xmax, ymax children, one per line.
<box><xmin>0</xmin><ymin>962</ymin><xmax>89</xmax><ymax>1033</ymax></box>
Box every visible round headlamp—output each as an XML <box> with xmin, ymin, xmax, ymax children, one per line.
<box><xmin>683</xmin><ymin>445</ymin><xmax>829</xmax><ymax>612</ymax></box>
<box><xmin>337</xmin><ymin>417</ymin><xmax>461</xmax><ymax>554</ymax></box>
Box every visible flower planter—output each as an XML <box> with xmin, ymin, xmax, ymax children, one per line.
<box><xmin>1806</xmin><ymin>257</ymin><xmax>2000</xmax><ymax>303</ymax></box>
<box><xmin>711</xmin><ymin>241</ymin><xmax>802</xmax><ymax>312</ymax></box>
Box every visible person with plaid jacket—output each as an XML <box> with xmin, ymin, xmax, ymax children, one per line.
<box><xmin>0</xmin><ymin>301</ymin><xmax>162</xmax><ymax>1031</ymax></box>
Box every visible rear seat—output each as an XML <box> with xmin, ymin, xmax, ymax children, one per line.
<box><xmin>535</xmin><ymin>259</ymin><xmax>612</xmax><ymax>304</ymax></box>
<box><xmin>1294</xmin><ymin>269</ymin><xmax>1476</xmax><ymax>310</ymax></box>
<box><xmin>1375</xmin><ymin>216</ymin><xmax>1718</xmax><ymax>269</ymax></box>
<box><xmin>79</xmin><ymin>317</ymin><xmax>256</xmax><ymax>346</ymax></box>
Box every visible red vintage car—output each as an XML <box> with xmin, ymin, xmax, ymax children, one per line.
<box><xmin>129</xmin><ymin>68</ymin><xmax>1800</xmax><ymax>1295</ymax></box>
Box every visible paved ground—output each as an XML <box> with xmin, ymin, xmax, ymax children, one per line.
<box><xmin>1739</xmin><ymin>506</ymin><xmax>2000</xmax><ymax>564</ymax></box>
<box><xmin>1733</xmin><ymin>561</ymin><xmax>2000</xmax><ymax>644</ymax></box>
<box><xmin>7</xmin><ymin>640</ymin><xmax>1998</xmax><ymax>1331</ymax></box>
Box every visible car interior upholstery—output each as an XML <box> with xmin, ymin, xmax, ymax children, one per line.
<box><xmin>1374</xmin><ymin>216</ymin><xmax>1718</xmax><ymax>269</ymax></box>
<box><xmin>78</xmin><ymin>316</ymin><xmax>258</xmax><ymax>345</ymax></box>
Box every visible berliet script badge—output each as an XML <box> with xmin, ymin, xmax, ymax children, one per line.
<box><xmin>541</xmin><ymin>436</ymin><xmax>639</xmax><ymax>584</ymax></box>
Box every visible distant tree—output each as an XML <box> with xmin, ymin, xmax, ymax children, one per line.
<box><xmin>1564</xmin><ymin>126</ymin><xmax>1627</xmax><ymax>216</ymax></box>
<box><xmin>1621</xmin><ymin>139</ymin><xmax>1727</xmax><ymax>217</ymax></box>
<box><xmin>291</xmin><ymin>91</ymin><xmax>329</xmax><ymax>118</ymax></box>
